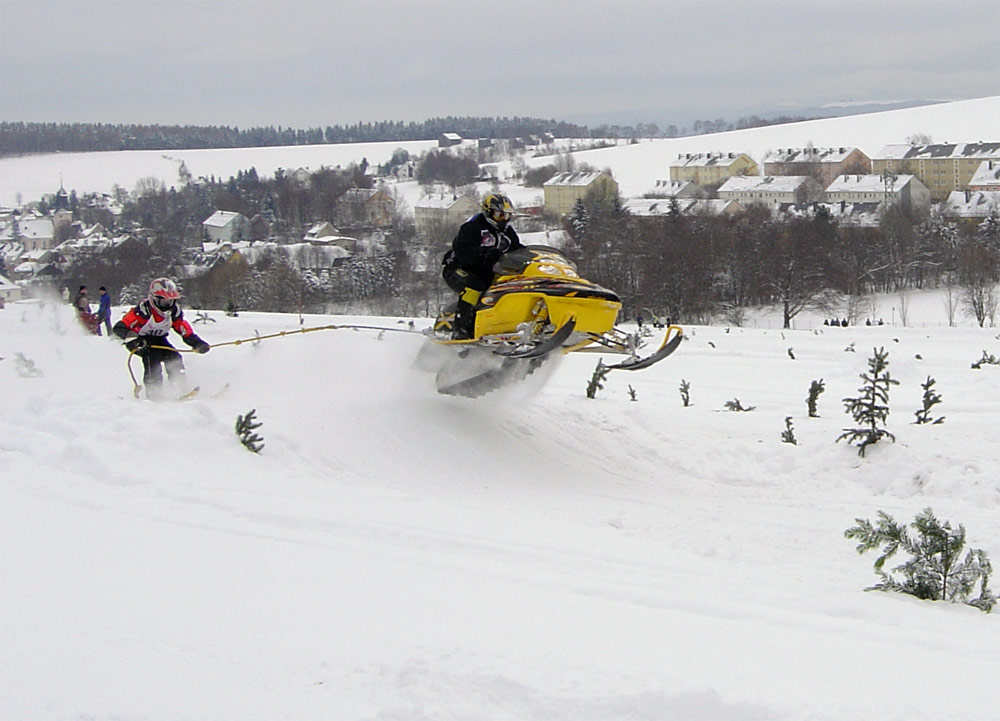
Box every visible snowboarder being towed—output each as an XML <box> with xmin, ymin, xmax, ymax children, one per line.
<box><xmin>113</xmin><ymin>277</ymin><xmax>210</xmax><ymax>397</ymax></box>
<box><xmin>441</xmin><ymin>193</ymin><xmax>523</xmax><ymax>339</ymax></box>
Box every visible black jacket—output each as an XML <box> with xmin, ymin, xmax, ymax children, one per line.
<box><xmin>444</xmin><ymin>213</ymin><xmax>522</xmax><ymax>280</ymax></box>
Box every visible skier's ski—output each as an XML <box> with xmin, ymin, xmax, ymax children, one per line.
<box><xmin>210</xmin><ymin>382</ymin><xmax>230</xmax><ymax>398</ymax></box>
<box><xmin>177</xmin><ymin>386</ymin><xmax>201</xmax><ymax>400</ymax></box>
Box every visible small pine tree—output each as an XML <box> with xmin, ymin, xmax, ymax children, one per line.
<box><xmin>724</xmin><ymin>398</ymin><xmax>755</xmax><ymax>412</ymax></box>
<box><xmin>971</xmin><ymin>350</ymin><xmax>999</xmax><ymax>369</ymax></box>
<box><xmin>781</xmin><ymin>416</ymin><xmax>797</xmax><ymax>445</ymax></box>
<box><xmin>837</xmin><ymin>346</ymin><xmax>899</xmax><ymax>456</ymax></box>
<box><xmin>845</xmin><ymin>508</ymin><xmax>995</xmax><ymax>612</ymax></box>
<box><xmin>679</xmin><ymin>379</ymin><xmax>691</xmax><ymax>407</ymax></box>
<box><xmin>235</xmin><ymin>409</ymin><xmax>265</xmax><ymax>453</ymax></box>
<box><xmin>914</xmin><ymin>376</ymin><xmax>945</xmax><ymax>425</ymax></box>
<box><xmin>586</xmin><ymin>359</ymin><xmax>609</xmax><ymax>399</ymax></box>
<box><xmin>627</xmin><ymin>384</ymin><xmax>638</xmax><ymax>401</ymax></box>
<box><xmin>806</xmin><ymin>378</ymin><xmax>825</xmax><ymax>417</ymax></box>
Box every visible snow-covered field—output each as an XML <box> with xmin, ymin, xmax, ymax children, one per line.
<box><xmin>3</xmin><ymin>97</ymin><xmax>999</xmax><ymax>719</ymax></box>
<box><xmin>2</xmin><ymin>292</ymin><xmax>998</xmax><ymax>721</ymax></box>
<box><xmin>2</xmin><ymin>96</ymin><xmax>997</xmax><ymax>208</ymax></box>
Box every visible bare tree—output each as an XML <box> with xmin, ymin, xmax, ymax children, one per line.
<box><xmin>897</xmin><ymin>291</ymin><xmax>911</xmax><ymax>327</ymax></box>
<box><xmin>957</xmin><ymin>242</ymin><xmax>1000</xmax><ymax>327</ymax></box>
<box><xmin>761</xmin><ymin>217</ymin><xmax>836</xmax><ymax>329</ymax></box>
<box><xmin>942</xmin><ymin>284</ymin><xmax>959</xmax><ymax>326</ymax></box>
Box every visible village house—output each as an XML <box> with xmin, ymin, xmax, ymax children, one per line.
<box><xmin>871</xmin><ymin>142</ymin><xmax>1000</xmax><ymax>201</ymax></box>
<box><xmin>824</xmin><ymin>173</ymin><xmax>931</xmax><ymax>213</ymax></box>
<box><xmin>717</xmin><ymin>175</ymin><xmax>823</xmax><ymax>207</ymax></box>
<box><xmin>968</xmin><ymin>160</ymin><xmax>1000</xmax><ymax>192</ymax></box>
<box><xmin>669</xmin><ymin>152</ymin><xmax>758</xmax><ymax>187</ymax></box>
<box><xmin>778</xmin><ymin>201</ymin><xmax>881</xmax><ymax>227</ymax></box>
<box><xmin>303</xmin><ymin>221</ymin><xmax>358</xmax><ymax>253</ymax></box>
<box><xmin>763</xmin><ymin>146</ymin><xmax>871</xmax><ymax>186</ymax></box>
<box><xmin>438</xmin><ymin>132</ymin><xmax>463</xmax><ymax>148</ymax></box>
<box><xmin>14</xmin><ymin>215</ymin><xmax>56</xmax><ymax>253</ymax></box>
<box><xmin>0</xmin><ymin>272</ymin><xmax>22</xmax><ymax>303</ymax></box>
<box><xmin>290</xmin><ymin>168</ymin><xmax>312</xmax><ymax>186</ymax></box>
<box><xmin>202</xmin><ymin>210</ymin><xmax>250</xmax><ymax>244</ymax></box>
<box><xmin>248</xmin><ymin>214</ymin><xmax>272</xmax><ymax>242</ymax></box>
<box><xmin>543</xmin><ymin>171</ymin><xmax>619</xmax><ymax>216</ymax></box>
<box><xmin>335</xmin><ymin>187</ymin><xmax>395</xmax><ymax>228</ymax></box>
<box><xmin>938</xmin><ymin>190</ymin><xmax>1000</xmax><ymax>230</ymax></box>
<box><xmin>648</xmin><ymin>180</ymin><xmax>707</xmax><ymax>199</ymax></box>
<box><xmin>622</xmin><ymin>198</ymin><xmax>744</xmax><ymax>217</ymax></box>
<box><xmin>11</xmin><ymin>248</ymin><xmax>63</xmax><ymax>281</ymax></box>
<box><xmin>413</xmin><ymin>194</ymin><xmax>478</xmax><ymax>238</ymax></box>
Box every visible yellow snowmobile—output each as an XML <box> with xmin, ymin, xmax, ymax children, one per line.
<box><xmin>427</xmin><ymin>245</ymin><xmax>682</xmax><ymax>396</ymax></box>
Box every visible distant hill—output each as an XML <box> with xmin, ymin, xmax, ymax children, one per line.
<box><xmin>565</xmin><ymin>99</ymin><xmax>947</xmax><ymax>134</ymax></box>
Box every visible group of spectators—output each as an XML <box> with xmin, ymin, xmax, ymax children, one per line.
<box><xmin>71</xmin><ymin>284</ymin><xmax>112</xmax><ymax>335</ymax></box>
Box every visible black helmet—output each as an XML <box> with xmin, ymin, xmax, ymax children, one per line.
<box><xmin>481</xmin><ymin>193</ymin><xmax>515</xmax><ymax>229</ymax></box>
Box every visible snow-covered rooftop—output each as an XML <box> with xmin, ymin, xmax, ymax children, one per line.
<box><xmin>874</xmin><ymin>141</ymin><xmax>1000</xmax><ymax>160</ymax></box>
<box><xmin>414</xmin><ymin>194</ymin><xmax>473</xmax><ymax>209</ymax></box>
<box><xmin>202</xmin><ymin>210</ymin><xmax>244</xmax><ymax>228</ymax></box>
<box><xmin>940</xmin><ymin>190</ymin><xmax>1000</xmax><ymax>217</ymax></box>
<box><xmin>650</xmin><ymin>180</ymin><xmax>696</xmax><ymax>196</ymax></box>
<box><xmin>764</xmin><ymin>146</ymin><xmax>863</xmax><ymax>163</ymax></box>
<box><xmin>671</xmin><ymin>152</ymin><xmax>750</xmax><ymax>168</ymax></box>
<box><xmin>543</xmin><ymin>171</ymin><xmax>608</xmax><ymax>186</ymax></box>
<box><xmin>825</xmin><ymin>174</ymin><xmax>918</xmax><ymax>193</ymax></box>
<box><xmin>969</xmin><ymin>160</ymin><xmax>1000</xmax><ymax>188</ymax></box>
<box><xmin>718</xmin><ymin>175</ymin><xmax>812</xmax><ymax>193</ymax></box>
<box><xmin>622</xmin><ymin>198</ymin><xmax>740</xmax><ymax>216</ymax></box>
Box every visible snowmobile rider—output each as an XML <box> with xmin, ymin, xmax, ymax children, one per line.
<box><xmin>112</xmin><ymin>277</ymin><xmax>210</xmax><ymax>395</ymax></box>
<box><xmin>441</xmin><ymin>193</ymin><xmax>523</xmax><ymax>339</ymax></box>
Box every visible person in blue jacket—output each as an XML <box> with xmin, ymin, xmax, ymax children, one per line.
<box><xmin>96</xmin><ymin>286</ymin><xmax>112</xmax><ymax>336</ymax></box>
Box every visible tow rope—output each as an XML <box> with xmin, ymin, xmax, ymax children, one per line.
<box><xmin>124</xmin><ymin>321</ymin><xmax>421</xmax><ymax>397</ymax></box>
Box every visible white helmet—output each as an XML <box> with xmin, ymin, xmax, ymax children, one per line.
<box><xmin>148</xmin><ymin>277</ymin><xmax>180</xmax><ymax>312</ymax></box>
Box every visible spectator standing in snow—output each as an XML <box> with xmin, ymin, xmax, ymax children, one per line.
<box><xmin>96</xmin><ymin>286</ymin><xmax>112</xmax><ymax>336</ymax></box>
<box><xmin>73</xmin><ymin>285</ymin><xmax>90</xmax><ymax>315</ymax></box>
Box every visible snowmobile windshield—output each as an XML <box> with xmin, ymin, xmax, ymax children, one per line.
<box><xmin>494</xmin><ymin>245</ymin><xmax>576</xmax><ymax>276</ymax></box>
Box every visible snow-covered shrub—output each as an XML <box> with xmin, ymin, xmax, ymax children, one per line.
<box><xmin>837</xmin><ymin>346</ymin><xmax>898</xmax><ymax>457</ymax></box>
<box><xmin>235</xmin><ymin>409</ymin><xmax>264</xmax><ymax>453</ymax></box>
<box><xmin>806</xmin><ymin>378</ymin><xmax>825</xmax><ymax>417</ymax></box>
<box><xmin>586</xmin><ymin>359</ymin><xmax>609</xmax><ymax>399</ymax></box>
<box><xmin>914</xmin><ymin>376</ymin><xmax>944</xmax><ymax>425</ymax></box>
<box><xmin>845</xmin><ymin>508</ymin><xmax>995</xmax><ymax>613</ymax></box>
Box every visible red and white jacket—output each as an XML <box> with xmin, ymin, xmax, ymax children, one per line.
<box><xmin>117</xmin><ymin>300</ymin><xmax>196</xmax><ymax>340</ymax></box>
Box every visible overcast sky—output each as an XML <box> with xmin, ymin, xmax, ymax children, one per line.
<box><xmin>2</xmin><ymin>0</ymin><xmax>998</xmax><ymax>130</ymax></box>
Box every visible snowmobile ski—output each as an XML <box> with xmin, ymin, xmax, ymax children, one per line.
<box><xmin>605</xmin><ymin>326</ymin><xmax>684</xmax><ymax>371</ymax></box>
<box><xmin>435</xmin><ymin>354</ymin><xmax>547</xmax><ymax>398</ymax></box>
<box><xmin>495</xmin><ymin>316</ymin><xmax>577</xmax><ymax>359</ymax></box>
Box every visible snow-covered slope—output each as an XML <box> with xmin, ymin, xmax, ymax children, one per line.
<box><xmin>2</xmin><ymin>296</ymin><xmax>998</xmax><ymax>720</ymax></box>
<box><xmin>2</xmin><ymin>96</ymin><xmax>996</xmax><ymax>206</ymax></box>
<box><xmin>538</xmin><ymin>96</ymin><xmax>1000</xmax><ymax>197</ymax></box>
